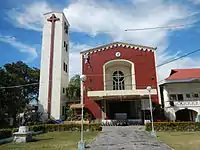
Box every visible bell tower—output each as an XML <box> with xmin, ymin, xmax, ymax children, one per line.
<box><xmin>38</xmin><ymin>12</ymin><xmax>69</xmax><ymax>122</ymax></box>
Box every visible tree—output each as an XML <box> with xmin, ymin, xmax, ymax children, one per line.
<box><xmin>66</xmin><ymin>74</ymin><xmax>80</xmax><ymax>103</ymax></box>
<box><xmin>0</xmin><ymin>61</ymin><xmax>40</xmax><ymax>127</ymax></box>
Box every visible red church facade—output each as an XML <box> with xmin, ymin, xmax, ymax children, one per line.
<box><xmin>81</xmin><ymin>42</ymin><xmax>159</xmax><ymax>123</ymax></box>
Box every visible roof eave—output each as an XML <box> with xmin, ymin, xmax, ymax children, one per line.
<box><xmin>80</xmin><ymin>42</ymin><xmax>156</xmax><ymax>54</ymax></box>
<box><xmin>164</xmin><ymin>78</ymin><xmax>200</xmax><ymax>84</ymax></box>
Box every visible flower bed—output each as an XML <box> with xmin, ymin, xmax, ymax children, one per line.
<box><xmin>0</xmin><ymin>123</ymin><xmax>102</xmax><ymax>140</ymax></box>
<box><xmin>146</xmin><ymin>122</ymin><xmax>200</xmax><ymax>132</ymax></box>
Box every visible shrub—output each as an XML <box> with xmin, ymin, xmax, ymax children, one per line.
<box><xmin>0</xmin><ymin>129</ymin><xmax>12</xmax><ymax>140</ymax></box>
<box><xmin>29</xmin><ymin>123</ymin><xmax>102</xmax><ymax>132</ymax></box>
<box><xmin>0</xmin><ymin>123</ymin><xmax>102</xmax><ymax>139</ymax></box>
<box><xmin>146</xmin><ymin>122</ymin><xmax>200</xmax><ymax>132</ymax></box>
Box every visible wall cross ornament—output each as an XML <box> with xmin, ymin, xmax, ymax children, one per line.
<box><xmin>47</xmin><ymin>14</ymin><xmax>60</xmax><ymax>114</ymax></box>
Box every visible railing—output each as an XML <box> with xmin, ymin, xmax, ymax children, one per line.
<box><xmin>104</xmin><ymin>84</ymin><xmax>157</xmax><ymax>90</ymax></box>
<box><xmin>174</xmin><ymin>100</ymin><xmax>200</xmax><ymax>107</ymax></box>
<box><xmin>101</xmin><ymin>119</ymin><xmax>143</xmax><ymax>126</ymax></box>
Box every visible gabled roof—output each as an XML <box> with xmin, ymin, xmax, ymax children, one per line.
<box><xmin>166</xmin><ymin>68</ymin><xmax>200</xmax><ymax>80</ymax></box>
<box><xmin>80</xmin><ymin>42</ymin><xmax>156</xmax><ymax>55</ymax></box>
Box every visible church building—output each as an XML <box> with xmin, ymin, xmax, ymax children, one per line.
<box><xmin>81</xmin><ymin>42</ymin><xmax>160</xmax><ymax>124</ymax></box>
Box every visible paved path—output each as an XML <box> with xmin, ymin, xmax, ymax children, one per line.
<box><xmin>86</xmin><ymin>126</ymin><xmax>172</xmax><ymax>150</ymax></box>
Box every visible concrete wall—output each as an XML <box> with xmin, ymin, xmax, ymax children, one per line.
<box><xmin>82</xmin><ymin>44</ymin><xmax>158</xmax><ymax>94</ymax></box>
<box><xmin>81</xmin><ymin>43</ymin><xmax>159</xmax><ymax>119</ymax></box>
<box><xmin>38</xmin><ymin>12</ymin><xmax>69</xmax><ymax>121</ymax></box>
<box><xmin>162</xmin><ymin>82</ymin><xmax>200</xmax><ymax>121</ymax></box>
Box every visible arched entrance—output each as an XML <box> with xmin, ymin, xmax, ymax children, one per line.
<box><xmin>176</xmin><ymin>109</ymin><xmax>197</xmax><ymax>121</ymax></box>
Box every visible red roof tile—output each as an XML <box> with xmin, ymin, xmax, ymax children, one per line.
<box><xmin>166</xmin><ymin>68</ymin><xmax>200</xmax><ymax>80</ymax></box>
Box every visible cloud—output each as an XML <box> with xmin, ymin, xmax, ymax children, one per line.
<box><xmin>189</xmin><ymin>0</ymin><xmax>200</xmax><ymax>4</ymax></box>
<box><xmin>7</xmin><ymin>1</ymin><xmax>55</xmax><ymax>31</ymax></box>
<box><xmin>69</xmin><ymin>42</ymin><xmax>92</xmax><ymax>78</ymax></box>
<box><xmin>6</xmin><ymin>0</ymin><xmax>199</xmax><ymax>80</ymax></box>
<box><xmin>0</xmin><ymin>35</ymin><xmax>38</xmax><ymax>62</ymax></box>
<box><xmin>63</xmin><ymin>0</ymin><xmax>199</xmax><ymax>80</ymax></box>
<box><xmin>64</xmin><ymin>0</ymin><xmax>196</xmax><ymax>46</ymax></box>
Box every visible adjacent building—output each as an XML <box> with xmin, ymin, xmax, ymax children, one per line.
<box><xmin>160</xmin><ymin>69</ymin><xmax>200</xmax><ymax>121</ymax></box>
<box><xmin>80</xmin><ymin>42</ymin><xmax>160</xmax><ymax>124</ymax></box>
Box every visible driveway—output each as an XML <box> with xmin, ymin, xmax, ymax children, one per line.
<box><xmin>86</xmin><ymin>126</ymin><xmax>172</xmax><ymax>150</ymax></box>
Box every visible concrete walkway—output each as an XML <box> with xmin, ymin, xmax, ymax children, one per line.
<box><xmin>86</xmin><ymin>126</ymin><xmax>172</xmax><ymax>150</ymax></box>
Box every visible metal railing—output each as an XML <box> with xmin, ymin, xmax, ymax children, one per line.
<box><xmin>104</xmin><ymin>84</ymin><xmax>157</xmax><ymax>91</ymax></box>
<box><xmin>173</xmin><ymin>100</ymin><xmax>200</xmax><ymax>107</ymax></box>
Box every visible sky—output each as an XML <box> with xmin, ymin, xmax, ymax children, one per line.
<box><xmin>1</xmin><ymin>0</ymin><xmax>200</xmax><ymax>82</ymax></box>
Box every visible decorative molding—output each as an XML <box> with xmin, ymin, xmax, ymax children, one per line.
<box><xmin>82</xmin><ymin>42</ymin><xmax>155</xmax><ymax>55</ymax></box>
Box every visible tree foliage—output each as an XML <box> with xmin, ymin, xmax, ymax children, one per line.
<box><xmin>66</xmin><ymin>74</ymin><xmax>80</xmax><ymax>102</ymax></box>
<box><xmin>0</xmin><ymin>61</ymin><xmax>40</xmax><ymax>127</ymax></box>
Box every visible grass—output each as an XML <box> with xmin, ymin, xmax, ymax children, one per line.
<box><xmin>0</xmin><ymin>131</ymin><xmax>99</xmax><ymax>150</ymax></box>
<box><xmin>157</xmin><ymin>132</ymin><xmax>200</xmax><ymax>150</ymax></box>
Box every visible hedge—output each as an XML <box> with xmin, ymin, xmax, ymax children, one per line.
<box><xmin>0</xmin><ymin>123</ymin><xmax>102</xmax><ymax>140</ymax></box>
<box><xmin>146</xmin><ymin>122</ymin><xmax>200</xmax><ymax>132</ymax></box>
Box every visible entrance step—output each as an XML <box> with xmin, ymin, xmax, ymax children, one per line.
<box><xmin>101</xmin><ymin>119</ymin><xmax>143</xmax><ymax>126</ymax></box>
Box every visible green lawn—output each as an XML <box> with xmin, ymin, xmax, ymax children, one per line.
<box><xmin>0</xmin><ymin>132</ymin><xmax>99</xmax><ymax>150</ymax></box>
<box><xmin>157</xmin><ymin>132</ymin><xmax>200</xmax><ymax>150</ymax></box>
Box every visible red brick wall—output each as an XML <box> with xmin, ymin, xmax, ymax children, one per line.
<box><xmin>82</xmin><ymin>46</ymin><xmax>159</xmax><ymax>103</ymax></box>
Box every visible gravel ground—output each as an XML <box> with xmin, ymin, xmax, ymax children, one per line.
<box><xmin>86</xmin><ymin>126</ymin><xmax>172</xmax><ymax>150</ymax></box>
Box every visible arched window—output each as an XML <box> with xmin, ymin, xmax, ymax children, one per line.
<box><xmin>112</xmin><ymin>71</ymin><xmax>125</xmax><ymax>90</ymax></box>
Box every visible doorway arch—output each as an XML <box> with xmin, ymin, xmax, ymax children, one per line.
<box><xmin>175</xmin><ymin>109</ymin><xmax>197</xmax><ymax>121</ymax></box>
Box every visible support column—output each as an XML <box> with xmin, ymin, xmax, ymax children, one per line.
<box><xmin>101</xmin><ymin>100</ymin><xmax>104</xmax><ymax>120</ymax></box>
<box><xmin>104</xmin><ymin>100</ymin><xmax>106</xmax><ymax>119</ymax></box>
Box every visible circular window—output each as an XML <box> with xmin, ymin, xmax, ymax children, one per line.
<box><xmin>115</xmin><ymin>52</ymin><xmax>121</xmax><ymax>57</ymax></box>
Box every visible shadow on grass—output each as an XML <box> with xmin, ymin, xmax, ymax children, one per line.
<box><xmin>30</xmin><ymin>138</ymin><xmax>54</xmax><ymax>143</ymax></box>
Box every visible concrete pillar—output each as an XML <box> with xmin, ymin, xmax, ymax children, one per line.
<box><xmin>104</xmin><ymin>100</ymin><xmax>107</xmax><ymax>119</ymax></box>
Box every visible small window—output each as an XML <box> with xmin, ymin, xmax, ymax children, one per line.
<box><xmin>65</xmin><ymin>64</ymin><xmax>67</xmax><ymax>73</ymax></box>
<box><xmin>186</xmin><ymin>94</ymin><xmax>190</xmax><ymax>98</ymax></box>
<box><xmin>64</xmin><ymin>22</ymin><xmax>68</xmax><ymax>34</ymax></box>
<box><xmin>65</xmin><ymin>44</ymin><xmax>68</xmax><ymax>52</ymax></box>
<box><xmin>63</xmin><ymin>62</ymin><xmax>66</xmax><ymax>71</ymax></box>
<box><xmin>192</xmin><ymin>93</ymin><xmax>199</xmax><ymax>98</ymax></box>
<box><xmin>64</xmin><ymin>41</ymin><xmax>66</xmax><ymax>47</ymax></box>
<box><xmin>177</xmin><ymin>94</ymin><xmax>183</xmax><ymax>101</ymax></box>
<box><xmin>63</xmin><ymin>88</ymin><xmax>65</xmax><ymax>93</ymax></box>
<box><xmin>169</xmin><ymin>94</ymin><xmax>177</xmax><ymax>101</ymax></box>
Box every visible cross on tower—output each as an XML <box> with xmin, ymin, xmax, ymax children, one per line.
<box><xmin>47</xmin><ymin>14</ymin><xmax>60</xmax><ymax>115</ymax></box>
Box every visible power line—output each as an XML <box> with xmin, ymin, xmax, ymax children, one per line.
<box><xmin>1</xmin><ymin>47</ymin><xmax>200</xmax><ymax>89</ymax></box>
<box><xmin>125</xmin><ymin>23</ymin><xmax>195</xmax><ymax>31</ymax></box>
<box><xmin>103</xmin><ymin>47</ymin><xmax>200</xmax><ymax>83</ymax></box>
<box><xmin>0</xmin><ymin>83</ymin><xmax>39</xmax><ymax>89</ymax></box>
<box><xmin>157</xmin><ymin>48</ymin><xmax>200</xmax><ymax>67</ymax></box>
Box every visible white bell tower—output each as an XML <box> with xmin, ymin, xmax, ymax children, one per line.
<box><xmin>38</xmin><ymin>12</ymin><xmax>69</xmax><ymax>122</ymax></box>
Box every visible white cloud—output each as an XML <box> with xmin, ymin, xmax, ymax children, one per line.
<box><xmin>69</xmin><ymin>42</ymin><xmax>92</xmax><ymax>78</ymax></box>
<box><xmin>189</xmin><ymin>0</ymin><xmax>200</xmax><ymax>4</ymax></box>
<box><xmin>63</xmin><ymin>0</ymin><xmax>199</xmax><ymax>80</ymax></box>
<box><xmin>64</xmin><ymin>0</ymin><xmax>195</xmax><ymax>46</ymax></box>
<box><xmin>7</xmin><ymin>0</ymin><xmax>199</xmax><ymax>80</ymax></box>
<box><xmin>7</xmin><ymin>1</ymin><xmax>55</xmax><ymax>31</ymax></box>
<box><xmin>0</xmin><ymin>35</ymin><xmax>38</xmax><ymax>62</ymax></box>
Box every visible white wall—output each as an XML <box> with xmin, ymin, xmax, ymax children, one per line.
<box><xmin>104</xmin><ymin>60</ymin><xmax>135</xmax><ymax>90</ymax></box>
<box><xmin>163</xmin><ymin>82</ymin><xmax>200</xmax><ymax>107</ymax></box>
<box><xmin>105</xmin><ymin>66</ymin><xmax>131</xmax><ymax>90</ymax></box>
<box><xmin>38</xmin><ymin>12</ymin><xmax>69</xmax><ymax>121</ymax></box>
<box><xmin>162</xmin><ymin>82</ymin><xmax>200</xmax><ymax>121</ymax></box>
